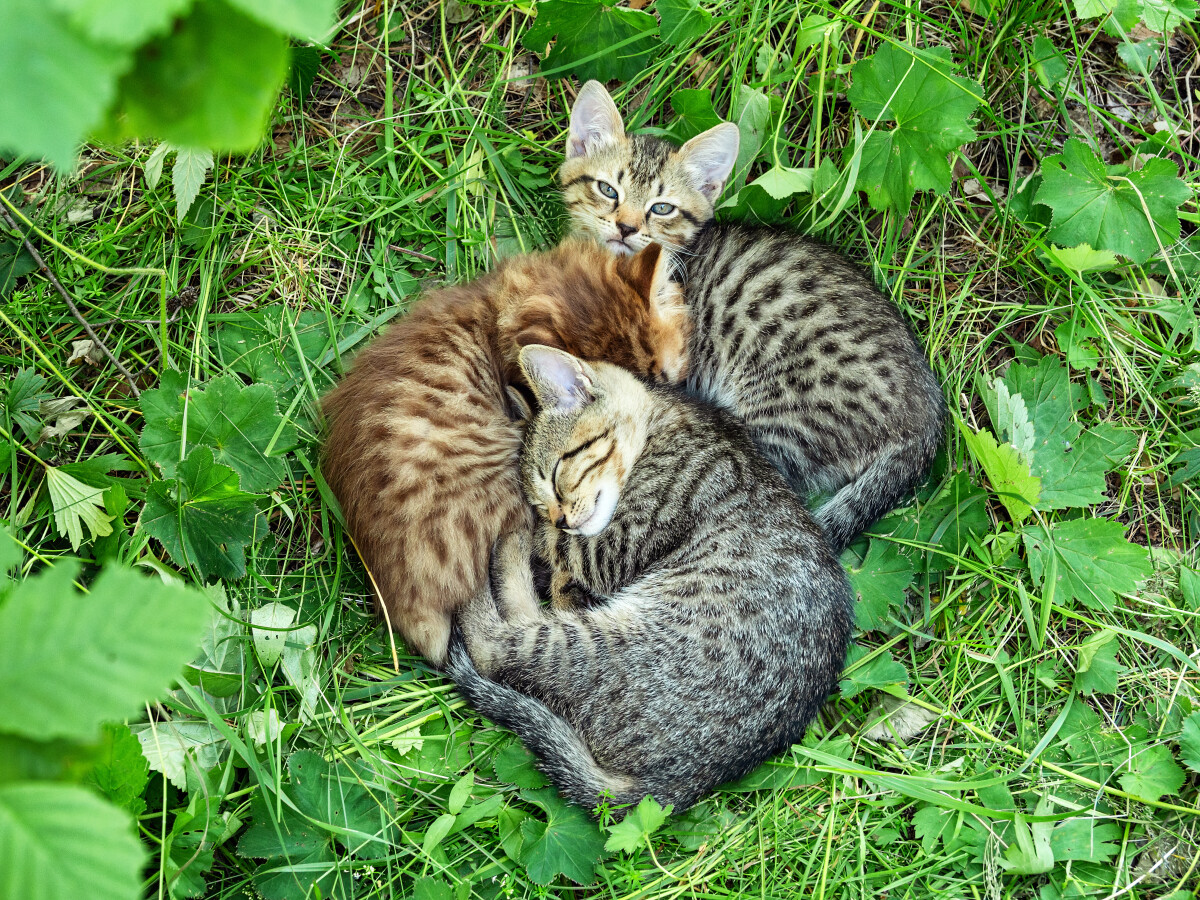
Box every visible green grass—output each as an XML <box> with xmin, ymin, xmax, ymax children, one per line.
<box><xmin>2</xmin><ymin>0</ymin><xmax>1199</xmax><ymax>897</ymax></box>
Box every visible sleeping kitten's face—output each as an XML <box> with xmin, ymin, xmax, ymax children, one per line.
<box><xmin>560</xmin><ymin>81</ymin><xmax>739</xmax><ymax>258</ymax></box>
<box><xmin>518</xmin><ymin>346</ymin><xmax>650</xmax><ymax>537</ymax></box>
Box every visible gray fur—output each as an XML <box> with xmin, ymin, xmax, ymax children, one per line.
<box><xmin>453</xmin><ymin>372</ymin><xmax>854</xmax><ymax>813</ymax></box>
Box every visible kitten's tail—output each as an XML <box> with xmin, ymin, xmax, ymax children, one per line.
<box><xmin>444</xmin><ymin>623</ymin><xmax>642</xmax><ymax>813</ymax></box>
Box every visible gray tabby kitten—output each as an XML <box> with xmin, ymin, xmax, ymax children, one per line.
<box><xmin>447</xmin><ymin>345</ymin><xmax>853</xmax><ymax>813</ymax></box>
<box><xmin>561</xmin><ymin>81</ymin><xmax>947</xmax><ymax>552</ymax></box>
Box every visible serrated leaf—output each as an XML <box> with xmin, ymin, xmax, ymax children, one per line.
<box><xmin>1118</xmin><ymin>744</ymin><xmax>1185</xmax><ymax>801</ymax></box>
<box><xmin>141</xmin><ymin>447</ymin><xmax>264</xmax><ymax>582</ymax></box>
<box><xmin>494</xmin><ymin>738</ymin><xmax>550</xmax><ymax>789</ymax></box>
<box><xmin>872</xmin><ymin>471</ymin><xmax>991</xmax><ymax>573</ymax></box>
<box><xmin>657</xmin><ymin>0</ymin><xmax>710</xmax><ymax>45</ymax></box>
<box><xmin>839</xmin><ymin>646</ymin><xmax>908</xmax><ymax>700</ymax></box>
<box><xmin>0</xmin><ymin>238</ymin><xmax>38</xmax><ymax>298</ymax></box>
<box><xmin>44</xmin><ymin>465</ymin><xmax>113</xmax><ymax>550</ymax></box>
<box><xmin>521</xmin><ymin>0</ymin><xmax>659</xmax><ymax>83</ymax></box>
<box><xmin>82</xmin><ymin>723</ymin><xmax>150</xmax><ymax>817</ymax></box>
<box><xmin>1073</xmin><ymin>630</ymin><xmax>1124</xmax><ymax>695</ymax></box>
<box><xmin>1178</xmin><ymin>712</ymin><xmax>1200</xmax><ymax>772</ymax></box>
<box><xmin>0</xmin><ymin>0</ymin><xmax>130</xmax><ymax>170</ymax></box>
<box><xmin>1140</xmin><ymin>0</ymin><xmax>1197</xmax><ymax>32</ymax></box>
<box><xmin>845</xmin><ymin>539</ymin><xmax>914</xmax><ymax>631</ymax></box>
<box><xmin>752</xmin><ymin>165</ymin><xmax>816</xmax><ymax>200</ymax></box>
<box><xmin>1049</xmin><ymin>816</ymin><xmax>1120</xmax><ymax>862</ymax></box>
<box><xmin>1043</xmin><ymin>242</ymin><xmax>1120</xmax><ymax>273</ymax></box>
<box><xmin>847</xmin><ymin>43</ymin><xmax>982</xmax><ymax>213</ymax></box>
<box><xmin>1034</xmin><ymin>138</ymin><xmax>1190</xmax><ymax>264</ymax></box>
<box><xmin>605</xmin><ymin>795</ymin><xmax>672</xmax><ymax>853</ymax></box>
<box><xmin>133</xmin><ymin>720</ymin><xmax>227</xmax><ymax>791</ymax></box>
<box><xmin>111</xmin><ymin>0</ymin><xmax>289</xmax><ymax>151</ymax></box>
<box><xmin>1118</xmin><ymin>38</ymin><xmax>1162</xmax><ymax>71</ymax></box>
<box><xmin>498</xmin><ymin>805</ymin><xmax>529</xmax><ymax>861</ymax></box>
<box><xmin>48</xmin><ymin>0</ymin><xmax>196</xmax><ymax>47</ymax></box>
<box><xmin>1023</xmin><ymin>517</ymin><xmax>1153</xmax><ymax>610</ymax></box>
<box><xmin>172</xmin><ymin>146</ymin><xmax>213</xmax><ymax>221</ymax></box>
<box><xmin>0</xmin><ymin>561</ymin><xmax>210</xmax><ymax>741</ymax></box>
<box><xmin>6</xmin><ymin>368</ymin><xmax>52</xmax><ymax>442</ymax></box>
<box><xmin>962</xmin><ymin>427</ymin><xmax>1041</xmax><ymax>522</ymax></box>
<box><xmin>412</xmin><ymin>876</ymin><xmax>455</xmax><ymax>900</ymax></box>
<box><xmin>1055</xmin><ymin>317</ymin><xmax>1102</xmax><ymax>371</ymax></box>
<box><xmin>518</xmin><ymin>788</ymin><xmax>607</xmax><ymax>885</ymax></box>
<box><xmin>993</xmin><ymin>380</ymin><xmax>1036</xmax><ymax>455</ymax></box>
<box><xmin>998</xmin><ymin>803</ymin><xmax>1054</xmax><ymax>874</ymax></box>
<box><xmin>0</xmin><ymin>782</ymin><xmax>146</xmax><ymax>900</ymax></box>
<box><xmin>670</xmin><ymin>88</ymin><xmax>721</xmax><ymax>141</ymax></box>
<box><xmin>224</xmin><ymin>0</ymin><xmax>335</xmax><ymax>41</ymax></box>
<box><xmin>140</xmin><ymin>370</ymin><xmax>296</xmax><ymax>493</ymax></box>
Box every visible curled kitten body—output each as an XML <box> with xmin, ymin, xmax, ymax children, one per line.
<box><xmin>321</xmin><ymin>242</ymin><xmax>687</xmax><ymax>664</ymax></box>
<box><xmin>448</xmin><ymin>346</ymin><xmax>853</xmax><ymax>813</ymax></box>
<box><xmin>561</xmin><ymin>81</ymin><xmax>946</xmax><ymax>551</ymax></box>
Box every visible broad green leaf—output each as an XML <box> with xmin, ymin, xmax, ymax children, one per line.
<box><xmin>1022</xmin><ymin>518</ymin><xmax>1153</xmax><ymax>611</ymax></box>
<box><xmin>0</xmin><ymin>0</ymin><xmax>130</xmax><ymax>170</ymax></box>
<box><xmin>238</xmin><ymin>788</ymin><xmax>348</xmax><ymax>900</ymax></box>
<box><xmin>518</xmin><ymin>787</ymin><xmax>607</xmax><ymax>885</ymax></box>
<box><xmin>6</xmin><ymin>369</ymin><xmax>52</xmax><ymax>441</ymax></box>
<box><xmin>0</xmin><ymin>782</ymin><xmax>146</xmax><ymax>900</ymax></box>
<box><xmin>448</xmin><ymin>771</ymin><xmax>475</xmax><ymax>815</ymax></box>
<box><xmin>183</xmin><ymin>584</ymin><xmax>244</xmax><ymax>698</ymax></box>
<box><xmin>44</xmin><ymin>465</ymin><xmax>113</xmax><ymax>550</ymax></box>
<box><xmin>1179</xmin><ymin>712</ymin><xmax>1200</xmax><ymax>772</ymax></box>
<box><xmin>246</xmin><ymin>709</ymin><xmax>284</xmax><ymax>746</ymax></box>
<box><xmin>0</xmin><ymin>530</ymin><xmax>20</xmax><ymax>585</ymax></box>
<box><xmin>1043</xmin><ymin>243</ymin><xmax>1119</xmax><ymax>273</ymax></box>
<box><xmin>1073</xmin><ymin>630</ymin><xmax>1124</xmax><ymax>695</ymax></box>
<box><xmin>669</xmin><ymin>88</ymin><xmax>721</xmax><ymax>142</ymax></box>
<box><xmin>752</xmin><ymin>166</ymin><xmax>816</xmax><ymax>200</ymax></box>
<box><xmin>82</xmin><ymin>723</ymin><xmax>150</xmax><ymax>817</ymax></box>
<box><xmin>280</xmin><ymin>623</ymin><xmax>320</xmax><ymax>724</ymax></box>
<box><xmin>1034</xmin><ymin>139</ymin><xmax>1190</xmax><ymax>264</ymax></box>
<box><xmin>521</xmin><ymin>0</ymin><xmax>659</xmax><ymax>82</ymax></box>
<box><xmin>1030</xmin><ymin>36</ymin><xmax>1068</xmax><ymax>88</ymax></box>
<box><xmin>845</xmin><ymin>539</ymin><xmax>914</xmax><ymax>632</ymax></box>
<box><xmin>282</xmin><ymin>751</ymin><xmax>391</xmax><ymax>854</ymax></box>
<box><xmin>1118</xmin><ymin>744</ymin><xmax>1184</xmax><ymax>801</ymax></box>
<box><xmin>141</xmin><ymin>447</ymin><xmax>264</xmax><ymax>582</ymax></box>
<box><xmin>657</xmin><ymin>0</ymin><xmax>710</xmax><ymax>45</ymax></box>
<box><xmin>494</xmin><ymin>738</ymin><xmax>550</xmax><ymax>789</ymax></box>
<box><xmin>730</xmin><ymin>85</ymin><xmax>770</xmax><ymax>187</ymax></box>
<box><xmin>726</xmin><ymin>757</ymin><xmax>821</xmax><ymax>792</ymax></box>
<box><xmin>1140</xmin><ymin>0</ymin><xmax>1198</xmax><ymax>32</ymax></box>
<box><xmin>1181</xmin><ymin>567</ymin><xmax>1200</xmax><ymax>611</ymax></box>
<box><xmin>498</xmin><ymin>805</ymin><xmax>529</xmax><ymax>861</ymax></box>
<box><xmin>172</xmin><ymin>147</ymin><xmax>214</xmax><ymax>221</ymax></box>
<box><xmin>871</xmin><ymin>472</ymin><xmax>991</xmax><ymax>573</ymax></box>
<box><xmin>224</xmin><ymin>0</ymin><xmax>335</xmax><ymax>40</ymax></box>
<box><xmin>998</xmin><ymin>806</ymin><xmax>1053</xmax><ymax>874</ymax></box>
<box><xmin>847</xmin><ymin>43</ymin><xmax>982</xmax><ymax>213</ymax></box>
<box><xmin>112</xmin><ymin>0</ymin><xmax>289</xmax><ymax>150</ymax></box>
<box><xmin>412</xmin><ymin>876</ymin><xmax>455</xmax><ymax>900</ymax></box>
<box><xmin>132</xmin><ymin>720</ymin><xmax>227</xmax><ymax>790</ymax></box>
<box><xmin>962</xmin><ymin>427</ymin><xmax>1040</xmax><ymax>523</ymax></box>
<box><xmin>48</xmin><ymin>0</ymin><xmax>195</xmax><ymax>47</ymax></box>
<box><xmin>423</xmin><ymin>813</ymin><xmax>456</xmax><ymax>854</ymax></box>
<box><xmin>1055</xmin><ymin>318</ymin><xmax>1101</xmax><ymax>371</ymax></box>
<box><xmin>251</xmin><ymin>602</ymin><xmax>297</xmax><ymax>666</ymax></box>
<box><xmin>0</xmin><ymin>561</ymin><xmax>209</xmax><ymax>741</ymax></box>
<box><xmin>1117</xmin><ymin>38</ymin><xmax>1162</xmax><ymax>71</ymax></box>
<box><xmin>605</xmin><ymin>795</ymin><xmax>672</xmax><ymax>853</ymax></box>
<box><xmin>140</xmin><ymin>370</ymin><xmax>296</xmax><ymax>492</ymax></box>
<box><xmin>839</xmin><ymin>646</ymin><xmax>908</xmax><ymax>699</ymax></box>
<box><xmin>1049</xmin><ymin>816</ymin><xmax>1120</xmax><ymax>862</ymax></box>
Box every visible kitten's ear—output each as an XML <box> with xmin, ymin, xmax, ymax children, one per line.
<box><xmin>567</xmin><ymin>81</ymin><xmax>625</xmax><ymax>159</ymax></box>
<box><xmin>678</xmin><ymin>122</ymin><xmax>740</xmax><ymax>202</ymax></box>
<box><xmin>619</xmin><ymin>243</ymin><xmax>676</xmax><ymax>311</ymax></box>
<box><xmin>519</xmin><ymin>345</ymin><xmax>596</xmax><ymax>414</ymax></box>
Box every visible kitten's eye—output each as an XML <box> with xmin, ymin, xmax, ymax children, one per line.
<box><xmin>649</xmin><ymin>202</ymin><xmax>676</xmax><ymax>216</ymax></box>
<box><xmin>596</xmin><ymin>181</ymin><xmax>618</xmax><ymax>200</ymax></box>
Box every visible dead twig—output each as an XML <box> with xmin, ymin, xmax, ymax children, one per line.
<box><xmin>387</xmin><ymin>243</ymin><xmax>438</xmax><ymax>263</ymax></box>
<box><xmin>0</xmin><ymin>205</ymin><xmax>142</xmax><ymax>398</ymax></box>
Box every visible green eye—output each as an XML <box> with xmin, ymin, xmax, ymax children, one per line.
<box><xmin>596</xmin><ymin>181</ymin><xmax>618</xmax><ymax>199</ymax></box>
<box><xmin>649</xmin><ymin>202</ymin><xmax>676</xmax><ymax>216</ymax></box>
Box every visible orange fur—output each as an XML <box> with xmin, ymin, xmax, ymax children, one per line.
<box><xmin>321</xmin><ymin>240</ymin><xmax>689</xmax><ymax>664</ymax></box>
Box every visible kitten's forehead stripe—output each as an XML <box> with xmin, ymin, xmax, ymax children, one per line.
<box><xmin>629</xmin><ymin>135</ymin><xmax>674</xmax><ymax>185</ymax></box>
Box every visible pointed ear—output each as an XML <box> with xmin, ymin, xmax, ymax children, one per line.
<box><xmin>619</xmin><ymin>242</ymin><xmax>679</xmax><ymax>312</ymax></box>
<box><xmin>567</xmin><ymin>81</ymin><xmax>625</xmax><ymax>159</ymax></box>
<box><xmin>519</xmin><ymin>345</ymin><xmax>595</xmax><ymax>414</ymax></box>
<box><xmin>678</xmin><ymin>122</ymin><xmax>740</xmax><ymax>201</ymax></box>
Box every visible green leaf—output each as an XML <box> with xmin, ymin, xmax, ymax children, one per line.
<box><xmin>521</xmin><ymin>0</ymin><xmax>659</xmax><ymax>82</ymax></box>
<box><xmin>670</xmin><ymin>89</ymin><xmax>721</xmax><ymax>142</ymax></box>
<box><xmin>48</xmin><ymin>0</ymin><xmax>196</xmax><ymax>47</ymax></box>
<box><xmin>1181</xmin><ymin>567</ymin><xmax>1200</xmax><ymax>611</ymax></box>
<box><xmin>839</xmin><ymin>646</ymin><xmax>908</xmax><ymax>700</ymax></box>
<box><xmin>1022</xmin><ymin>518</ymin><xmax>1153</xmax><ymax>611</ymax></box>
<box><xmin>141</xmin><ymin>370</ymin><xmax>296</xmax><ymax>493</ymax></box>
<box><xmin>1055</xmin><ymin>317</ymin><xmax>1101</xmax><ymax>371</ymax></box>
<box><xmin>1118</xmin><ymin>744</ymin><xmax>1185</xmax><ymax>801</ymax></box>
<box><xmin>44</xmin><ymin>465</ymin><xmax>114</xmax><ymax>550</ymax></box>
<box><xmin>172</xmin><ymin>147</ymin><xmax>213</xmax><ymax>221</ymax></box>
<box><xmin>1034</xmin><ymin>139</ymin><xmax>1190</xmax><ymax>264</ymax></box>
<box><xmin>1073</xmin><ymin>630</ymin><xmax>1124</xmax><ymax>695</ymax></box>
<box><xmin>6</xmin><ymin>369</ymin><xmax>52</xmax><ymax>442</ymax></box>
<box><xmin>111</xmin><ymin>0</ymin><xmax>289</xmax><ymax>151</ymax></box>
<box><xmin>1178</xmin><ymin>712</ymin><xmax>1200</xmax><ymax>772</ymax></box>
<box><xmin>845</xmin><ymin>539</ymin><xmax>914</xmax><ymax>631</ymax></box>
<box><xmin>0</xmin><ymin>782</ymin><xmax>146</xmax><ymax>900</ymax></box>
<box><xmin>961</xmin><ymin>427</ymin><xmax>1041</xmax><ymax>523</ymax></box>
<box><xmin>82</xmin><ymin>723</ymin><xmax>150</xmax><ymax>817</ymax></box>
<box><xmin>518</xmin><ymin>788</ymin><xmax>607</xmax><ymax>885</ymax></box>
<box><xmin>1139</xmin><ymin>0</ymin><xmax>1197</xmax><ymax>32</ymax></box>
<box><xmin>493</xmin><ymin>738</ymin><xmax>549</xmax><ymax>789</ymax></box>
<box><xmin>0</xmin><ymin>0</ymin><xmax>130</xmax><ymax>170</ymax></box>
<box><xmin>846</xmin><ymin>43</ymin><xmax>982</xmax><ymax>213</ymax></box>
<box><xmin>657</xmin><ymin>0</ymin><xmax>710</xmax><ymax>45</ymax></box>
<box><xmin>998</xmin><ymin>806</ymin><xmax>1053</xmax><ymax>874</ymax></box>
<box><xmin>141</xmin><ymin>446</ymin><xmax>264</xmax><ymax>582</ymax></box>
<box><xmin>1117</xmin><ymin>38</ymin><xmax>1162</xmax><ymax>71</ymax></box>
<box><xmin>131</xmin><ymin>720</ymin><xmax>227</xmax><ymax>791</ymax></box>
<box><xmin>0</xmin><ymin>561</ymin><xmax>210</xmax><ymax>741</ymax></box>
<box><xmin>283</xmin><ymin>751</ymin><xmax>391</xmax><ymax>854</ymax></box>
<box><xmin>751</xmin><ymin>166</ymin><xmax>816</xmax><ymax>200</ymax></box>
<box><xmin>872</xmin><ymin>471</ymin><xmax>991</xmax><ymax>573</ymax></box>
<box><xmin>287</xmin><ymin>45</ymin><xmax>321</xmax><ymax>99</ymax></box>
<box><xmin>0</xmin><ymin>238</ymin><xmax>37</xmax><ymax>298</ymax></box>
<box><xmin>448</xmin><ymin>771</ymin><xmax>474</xmax><ymax>815</ymax></box>
<box><xmin>498</xmin><ymin>804</ymin><xmax>529</xmax><ymax>861</ymax></box>
<box><xmin>1048</xmin><ymin>816</ymin><xmax>1120</xmax><ymax>862</ymax></box>
<box><xmin>1042</xmin><ymin>243</ymin><xmax>1119</xmax><ymax>274</ymax></box>
<box><xmin>604</xmin><ymin>794</ymin><xmax>672</xmax><ymax>853</ymax></box>
<box><xmin>1030</xmin><ymin>35</ymin><xmax>1068</xmax><ymax>88</ymax></box>
<box><xmin>223</xmin><ymin>0</ymin><xmax>335</xmax><ymax>41</ymax></box>
<box><xmin>730</xmin><ymin>85</ymin><xmax>769</xmax><ymax>185</ymax></box>
<box><xmin>412</xmin><ymin>876</ymin><xmax>455</xmax><ymax>900</ymax></box>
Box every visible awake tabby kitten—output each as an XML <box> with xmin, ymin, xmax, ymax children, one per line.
<box><xmin>447</xmin><ymin>346</ymin><xmax>853</xmax><ymax>813</ymax></box>
<box><xmin>562</xmin><ymin>81</ymin><xmax>946</xmax><ymax>552</ymax></box>
<box><xmin>321</xmin><ymin>241</ymin><xmax>688</xmax><ymax>664</ymax></box>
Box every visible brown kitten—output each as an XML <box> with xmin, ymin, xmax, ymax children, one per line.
<box><xmin>321</xmin><ymin>240</ymin><xmax>687</xmax><ymax>664</ymax></box>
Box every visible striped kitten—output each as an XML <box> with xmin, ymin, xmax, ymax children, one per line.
<box><xmin>321</xmin><ymin>242</ymin><xmax>687</xmax><ymax>665</ymax></box>
<box><xmin>448</xmin><ymin>346</ymin><xmax>853</xmax><ymax>813</ymax></box>
<box><xmin>562</xmin><ymin>81</ymin><xmax>946</xmax><ymax>552</ymax></box>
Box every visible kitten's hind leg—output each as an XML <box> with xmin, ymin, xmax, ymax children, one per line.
<box><xmin>492</xmin><ymin>527</ymin><xmax>542</xmax><ymax>622</ymax></box>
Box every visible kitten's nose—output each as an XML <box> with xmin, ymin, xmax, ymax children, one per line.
<box><xmin>555</xmin><ymin>513</ymin><xmax>567</xmax><ymax>529</ymax></box>
<box><xmin>617</xmin><ymin>222</ymin><xmax>638</xmax><ymax>238</ymax></box>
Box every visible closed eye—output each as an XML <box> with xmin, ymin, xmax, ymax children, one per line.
<box><xmin>596</xmin><ymin>180</ymin><xmax>619</xmax><ymax>200</ymax></box>
<box><xmin>551</xmin><ymin>459</ymin><xmax>562</xmax><ymax>501</ymax></box>
<box><xmin>649</xmin><ymin>201</ymin><xmax>676</xmax><ymax>216</ymax></box>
